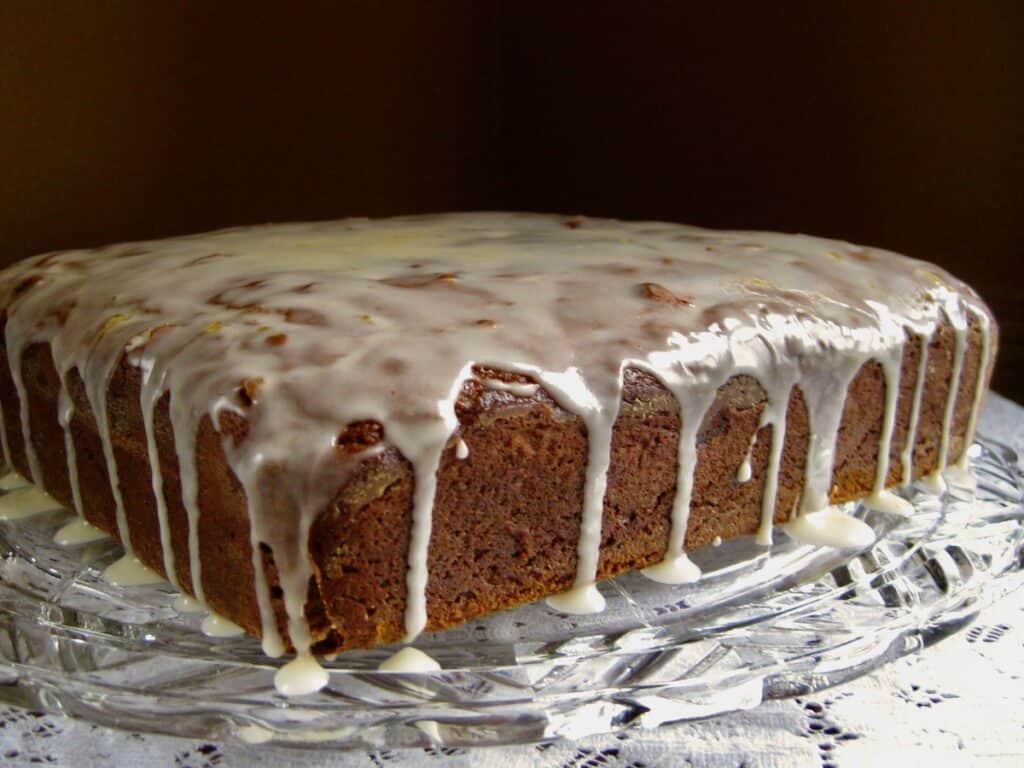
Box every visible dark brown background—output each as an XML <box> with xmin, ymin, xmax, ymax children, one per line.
<box><xmin>1</xmin><ymin>2</ymin><xmax>1021</xmax><ymax>398</ymax></box>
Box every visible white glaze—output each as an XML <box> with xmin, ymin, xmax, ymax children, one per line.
<box><xmin>274</xmin><ymin>653</ymin><xmax>329</xmax><ymax>697</ymax></box>
<box><xmin>642</xmin><ymin>552</ymin><xmax>703</xmax><ymax>584</ymax></box>
<box><xmin>641</xmin><ymin>368</ymin><xmax>721</xmax><ymax>584</ymax></box>
<box><xmin>102</xmin><ymin>554</ymin><xmax>164</xmax><ymax>586</ymax></box>
<box><xmin>478</xmin><ymin>378</ymin><xmax>540</xmax><ymax>397</ymax></box>
<box><xmin>79</xmin><ymin>318</ymin><xmax>153</xmax><ymax>553</ymax></box>
<box><xmin>545</xmin><ymin>580</ymin><xmax>607</xmax><ymax>613</ymax></box>
<box><xmin>783</xmin><ymin>508</ymin><xmax>876</xmax><ymax>549</ymax></box>
<box><xmin>455</xmin><ymin>438</ymin><xmax>469</xmax><ymax>460</ymax></box>
<box><xmin>170</xmin><ymin>374</ymin><xmax>207</xmax><ymax>604</ymax></box>
<box><xmin>865</xmin><ymin>342</ymin><xmax>913</xmax><ymax>515</ymax></box>
<box><xmin>0</xmin><ymin>472</ymin><xmax>29</xmax><ymax>491</ymax></box>
<box><xmin>920</xmin><ymin>471</ymin><xmax>948</xmax><ymax>495</ymax></box>
<box><xmin>958</xmin><ymin>310</ymin><xmax>991</xmax><ymax>471</ymax></box>
<box><xmin>799</xmin><ymin>357</ymin><xmax>864</xmax><ymax>516</ymax></box>
<box><xmin>736</xmin><ymin>435</ymin><xmax>754</xmax><ymax>482</ymax></box>
<box><xmin>55</xmin><ymin>367</ymin><xmax>84</xmax><ymax>518</ymax></box>
<box><xmin>4</xmin><ymin>322</ymin><xmax>43</xmax><ymax>484</ymax></box>
<box><xmin>0</xmin><ymin>486</ymin><xmax>61</xmax><ymax>520</ymax></box>
<box><xmin>900</xmin><ymin>329</ymin><xmax>932</xmax><ymax>486</ymax></box>
<box><xmin>753</xmin><ymin>370</ymin><xmax>797</xmax><ymax>546</ymax></box>
<box><xmin>378</xmin><ymin>645</ymin><xmax>442</xmax><ymax>673</ymax></box>
<box><xmin>0</xmin><ymin>213</ymin><xmax>994</xmax><ymax>694</ymax></box>
<box><xmin>926</xmin><ymin>303</ymin><xmax>970</xmax><ymax>486</ymax></box>
<box><xmin>54</xmin><ymin>517</ymin><xmax>107</xmax><ymax>546</ymax></box>
<box><xmin>865</xmin><ymin>490</ymin><xmax>913</xmax><ymax>515</ymax></box>
<box><xmin>943</xmin><ymin>463</ymin><xmax>975</xmax><ymax>488</ymax></box>
<box><xmin>201</xmin><ymin>612</ymin><xmax>246</xmax><ymax>637</ymax></box>
<box><xmin>172</xmin><ymin>594</ymin><xmax>203</xmax><ymax>613</ymax></box>
<box><xmin>136</xmin><ymin>329</ymin><xmax>182</xmax><ymax>590</ymax></box>
<box><xmin>389</xmin><ymin>364</ymin><xmax>470</xmax><ymax>639</ymax></box>
<box><xmin>543</xmin><ymin>367</ymin><xmax>619</xmax><ymax>613</ymax></box>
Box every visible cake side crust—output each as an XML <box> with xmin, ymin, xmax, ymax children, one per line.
<box><xmin>0</xmin><ymin>315</ymin><xmax>991</xmax><ymax>651</ymax></box>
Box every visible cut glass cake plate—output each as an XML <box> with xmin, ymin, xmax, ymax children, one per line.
<box><xmin>0</xmin><ymin>436</ymin><xmax>1020</xmax><ymax>750</ymax></box>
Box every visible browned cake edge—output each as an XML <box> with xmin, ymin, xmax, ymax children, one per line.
<box><xmin>0</xmin><ymin>315</ymin><xmax>995</xmax><ymax>652</ymax></box>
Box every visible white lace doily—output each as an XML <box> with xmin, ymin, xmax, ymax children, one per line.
<box><xmin>1</xmin><ymin>392</ymin><xmax>1021</xmax><ymax>767</ymax></box>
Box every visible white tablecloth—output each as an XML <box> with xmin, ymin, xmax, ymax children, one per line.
<box><xmin>1</xmin><ymin>393</ymin><xmax>1021</xmax><ymax>767</ymax></box>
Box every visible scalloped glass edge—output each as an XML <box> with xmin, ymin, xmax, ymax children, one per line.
<box><xmin>0</xmin><ymin>435</ymin><xmax>1020</xmax><ymax>750</ymax></box>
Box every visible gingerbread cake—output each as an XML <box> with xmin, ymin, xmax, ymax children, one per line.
<box><xmin>0</xmin><ymin>213</ymin><xmax>996</xmax><ymax>694</ymax></box>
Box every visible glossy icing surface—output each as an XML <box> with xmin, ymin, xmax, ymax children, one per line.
<box><xmin>379</xmin><ymin>646</ymin><xmax>441</xmax><ymax>673</ymax></box>
<box><xmin>53</xmin><ymin>517</ymin><xmax>107</xmax><ymax>546</ymax></box>
<box><xmin>0</xmin><ymin>212</ymin><xmax>994</xmax><ymax>695</ymax></box>
<box><xmin>200</xmin><ymin>612</ymin><xmax>246</xmax><ymax>638</ymax></box>
<box><xmin>0</xmin><ymin>485</ymin><xmax>60</xmax><ymax>521</ymax></box>
<box><xmin>102</xmin><ymin>554</ymin><xmax>164</xmax><ymax>587</ymax></box>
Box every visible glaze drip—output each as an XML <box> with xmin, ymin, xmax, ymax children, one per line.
<box><xmin>201</xmin><ymin>612</ymin><xmax>246</xmax><ymax>638</ymax></box>
<box><xmin>783</xmin><ymin>507</ymin><xmax>875</xmax><ymax>549</ymax></box>
<box><xmin>930</xmin><ymin>304</ymin><xmax>970</xmax><ymax>484</ymax></box>
<box><xmin>4</xmin><ymin>323</ymin><xmax>43</xmax><ymax>484</ymax></box>
<box><xmin>136</xmin><ymin>330</ymin><xmax>182</xmax><ymax>590</ymax></box>
<box><xmin>900</xmin><ymin>329</ymin><xmax>932</xmax><ymax>486</ymax></box>
<box><xmin>865</xmin><ymin>342</ymin><xmax>913</xmax><ymax>515</ymax></box>
<box><xmin>0</xmin><ymin>486</ymin><xmax>60</xmax><ymax>520</ymax></box>
<box><xmin>379</xmin><ymin>646</ymin><xmax>441</xmax><ymax>673</ymax></box>
<box><xmin>755</xmin><ymin>379</ymin><xmax>795</xmax><ymax>545</ymax></box>
<box><xmin>0</xmin><ymin>472</ymin><xmax>29</xmax><ymax>491</ymax></box>
<box><xmin>54</xmin><ymin>517</ymin><xmax>107</xmax><ymax>546</ymax></box>
<box><xmin>0</xmin><ymin>213</ymin><xmax>994</xmax><ymax>696</ymax></box>
<box><xmin>543</xmin><ymin>367</ymin><xmax>619</xmax><ymax>613</ymax></box>
<box><xmin>958</xmin><ymin>311</ymin><xmax>992</xmax><ymax>471</ymax></box>
<box><xmin>103</xmin><ymin>554</ymin><xmax>164</xmax><ymax>586</ymax></box>
<box><xmin>172</xmin><ymin>594</ymin><xmax>203</xmax><ymax>613</ymax></box>
<box><xmin>56</xmin><ymin>367</ymin><xmax>84</xmax><ymax>518</ymax></box>
<box><xmin>641</xmin><ymin>365</ymin><xmax>721</xmax><ymax>585</ymax></box>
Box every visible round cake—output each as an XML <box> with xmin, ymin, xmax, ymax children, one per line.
<box><xmin>0</xmin><ymin>213</ymin><xmax>996</xmax><ymax>693</ymax></box>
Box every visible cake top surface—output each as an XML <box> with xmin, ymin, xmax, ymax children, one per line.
<box><xmin>0</xmin><ymin>210</ymin><xmax>978</xmax><ymax>388</ymax></box>
<box><xmin>0</xmin><ymin>211</ymin><xmax>981</xmax><ymax>425</ymax></box>
<box><xmin>0</xmin><ymin>212</ymin><xmax>993</xmax><ymax>675</ymax></box>
<box><xmin>0</xmin><ymin>211</ymin><xmax>980</xmax><ymax>460</ymax></box>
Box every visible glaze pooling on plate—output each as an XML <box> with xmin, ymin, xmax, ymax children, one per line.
<box><xmin>53</xmin><ymin>517</ymin><xmax>106</xmax><ymax>546</ymax></box>
<box><xmin>102</xmin><ymin>554</ymin><xmax>164</xmax><ymax>587</ymax></box>
<box><xmin>0</xmin><ymin>212</ymin><xmax>995</xmax><ymax>695</ymax></box>
<box><xmin>200</xmin><ymin>612</ymin><xmax>246</xmax><ymax>638</ymax></box>
<box><xmin>0</xmin><ymin>485</ymin><xmax>61</xmax><ymax>521</ymax></box>
<box><xmin>379</xmin><ymin>645</ymin><xmax>442</xmax><ymax>673</ymax></box>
